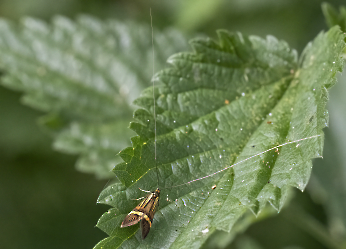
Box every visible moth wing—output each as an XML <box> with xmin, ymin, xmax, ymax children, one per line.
<box><xmin>140</xmin><ymin>219</ymin><xmax>151</xmax><ymax>239</ymax></box>
<box><xmin>120</xmin><ymin>213</ymin><xmax>143</xmax><ymax>227</ymax></box>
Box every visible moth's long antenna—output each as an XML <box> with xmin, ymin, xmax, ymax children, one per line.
<box><xmin>165</xmin><ymin>134</ymin><xmax>321</xmax><ymax>189</ymax></box>
<box><xmin>150</xmin><ymin>8</ymin><xmax>159</xmax><ymax>188</ymax></box>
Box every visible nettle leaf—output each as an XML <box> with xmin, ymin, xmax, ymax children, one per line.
<box><xmin>96</xmin><ymin>27</ymin><xmax>345</xmax><ymax>248</ymax></box>
<box><xmin>0</xmin><ymin>16</ymin><xmax>189</xmax><ymax>178</ymax></box>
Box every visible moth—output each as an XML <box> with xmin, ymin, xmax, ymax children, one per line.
<box><xmin>120</xmin><ymin>188</ymin><xmax>160</xmax><ymax>239</ymax></box>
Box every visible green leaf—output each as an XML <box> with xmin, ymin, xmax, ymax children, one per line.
<box><xmin>96</xmin><ymin>27</ymin><xmax>345</xmax><ymax>248</ymax></box>
<box><xmin>322</xmin><ymin>2</ymin><xmax>346</xmax><ymax>32</ymax></box>
<box><xmin>0</xmin><ymin>16</ymin><xmax>189</xmax><ymax>178</ymax></box>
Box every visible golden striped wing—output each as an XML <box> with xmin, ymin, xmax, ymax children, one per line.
<box><xmin>120</xmin><ymin>188</ymin><xmax>160</xmax><ymax>239</ymax></box>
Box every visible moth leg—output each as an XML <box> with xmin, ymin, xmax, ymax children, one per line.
<box><xmin>131</xmin><ymin>196</ymin><xmax>146</xmax><ymax>201</ymax></box>
<box><xmin>138</xmin><ymin>187</ymin><xmax>152</xmax><ymax>193</ymax></box>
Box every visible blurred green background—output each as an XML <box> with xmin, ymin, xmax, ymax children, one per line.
<box><xmin>0</xmin><ymin>0</ymin><xmax>345</xmax><ymax>248</ymax></box>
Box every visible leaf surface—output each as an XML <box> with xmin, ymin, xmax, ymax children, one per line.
<box><xmin>96</xmin><ymin>27</ymin><xmax>345</xmax><ymax>248</ymax></box>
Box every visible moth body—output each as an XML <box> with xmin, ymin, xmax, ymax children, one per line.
<box><xmin>121</xmin><ymin>188</ymin><xmax>160</xmax><ymax>239</ymax></box>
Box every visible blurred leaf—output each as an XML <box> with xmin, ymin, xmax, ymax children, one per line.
<box><xmin>282</xmin><ymin>205</ymin><xmax>340</xmax><ymax>249</ymax></box>
<box><xmin>233</xmin><ymin>236</ymin><xmax>263</xmax><ymax>249</ymax></box>
<box><xmin>95</xmin><ymin>27</ymin><xmax>345</xmax><ymax>248</ymax></box>
<box><xmin>201</xmin><ymin>205</ymin><xmax>277</xmax><ymax>249</ymax></box>
<box><xmin>322</xmin><ymin>2</ymin><xmax>346</xmax><ymax>32</ymax></box>
<box><xmin>308</xmin><ymin>71</ymin><xmax>346</xmax><ymax>246</ymax></box>
<box><xmin>0</xmin><ymin>16</ymin><xmax>190</xmax><ymax>178</ymax></box>
<box><xmin>176</xmin><ymin>0</ymin><xmax>224</xmax><ymax>32</ymax></box>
